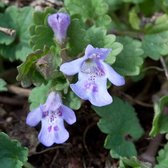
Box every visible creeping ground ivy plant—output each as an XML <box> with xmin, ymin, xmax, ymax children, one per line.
<box><xmin>2</xmin><ymin>0</ymin><xmax>168</xmax><ymax>167</ymax></box>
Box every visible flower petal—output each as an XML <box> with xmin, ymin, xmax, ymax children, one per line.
<box><xmin>103</xmin><ymin>62</ymin><xmax>125</xmax><ymax>86</ymax></box>
<box><xmin>38</xmin><ymin>120</ymin><xmax>55</xmax><ymax>147</ymax></box>
<box><xmin>84</xmin><ymin>44</ymin><xmax>111</xmax><ymax>60</ymax></box>
<box><xmin>60</xmin><ymin>105</ymin><xmax>76</xmax><ymax>125</ymax></box>
<box><xmin>54</xmin><ymin>119</ymin><xmax>69</xmax><ymax>144</ymax></box>
<box><xmin>71</xmin><ymin>72</ymin><xmax>112</xmax><ymax>106</ymax></box>
<box><xmin>70</xmin><ymin>82</ymin><xmax>88</xmax><ymax>100</ymax></box>
<box><xmin>60</xmin><ymin>57</ymin><xmax>85</xmax><ymax>75</ymax></box>
<box><xmin>26</xmin><ymin>107</ymin><xmax>42</xmax><ymax>127</ymax></box>
<box><xmin>89</xmin><ymin>77</ymin><xmax>112</xmax><ymax>106</ymax></box>
<box><xmin>43</xmin><ymin>92</ymin><xmax>62</xmax><ymax>112</ymax></box>
<box><xmin>85</xmin><ymin>44</ymin><xmax>95</xmax><ymax>58</ymax></box>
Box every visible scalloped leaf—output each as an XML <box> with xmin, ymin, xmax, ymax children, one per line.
<box><xmin>63</xmin><ymin>91</ymin><xmax>81</xmax><ymax>110</ymax></box>
<box><xmin>155</xmin><ymin>143</ymin><xmax>168</xmax><ymax>168</ymax></box>
<box><xmin>29</xmin><ymin>83</ymin><xmax>51</xmax><ymax>110</ymax></box>
<box><xmin>142</xmin><ymin>31</ymin><xmax>168</xmax><ymax>60</ymax></box>
<box><xmin>113</xmin><ymin>36</ymin><xmax>144</xmax><ymax>76</ymax></box>
<box><xmin>0</xmin><ymin>6</ymin><xmax>34</xmax><ymax>61</ymax></box>
<box><xmin>67</xmin><ymin>19</ymin><xmax>88</xmax><ymax>56</ymax></box>
<box><xmin>29</xmin><ymin>7</ymin><xmax>56</xmax><ymax>50</ymax></box>
<box><xmin>64</xmin><ymin>0</ymin><xmax>110</xmax><ymax>28</ymax></box>
<box><xmin>145</xmin><ymin>14</ymin><xmax>168</xmax><ymax>34</ymax></box>
<box><xmin>129</xmin><ymin>8</ymin><xmax>141</xmax><ymax>30</ymax></box>
<box><xmin>16</xmin><ymin>49</ymin><xmax>49</xmax><ymax>87</ymax></box>
<box><xmin>0</xmin><ymin>132</ymin><xmax>28</xmax><ymax>168</ymax></box>
<box><xmin>92</xmin><ymin>97</ymin><xmax>144</xmax><ymax>158</ymax></box>
<box><xmin>17</xmin><ymin>45</ymin><xmax>63</xmax><ymax>87</ymax></box>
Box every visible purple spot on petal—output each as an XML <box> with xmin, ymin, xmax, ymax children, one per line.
<box><xmin>92</xmin><ymin>85</ymin><xmax>98</xmax><ymax>92</ymax></box>
<box><xmin>57</xmin><ymin>111</ymin><xmax>62</xmax><ymax>116</ymax></box>
<box><xmin>54</xmin><ymin>125</ymin><xmax>59</xmax><ymax>131</ymax></box>
<box><xmin>42</xmin><ymin>111</ymin><xmax>49</xmax><ymax>118</ymax></box>
<box><xmin>48</xmin><ymin>125</ymin><xmax>52</xmax><ymax>132</ymax></box>
<box><xmin>85</xmin><ymin>83</ymin><xmax>91</xmax><ymax>89</ymax></box>
<box><xmin>56</xmin><ymin>14</ymin><xmax>59</xmax><ymax>20</ymax></box>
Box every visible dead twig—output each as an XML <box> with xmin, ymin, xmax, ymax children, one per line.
<box><xmin>120</xmin><ymin>92</ymin><xmax>153</xmax><ymax>108</ymax></box>
<box><xmin>7</xmin><ymin>84</ymin><xmax>31</xmax><ymax>97</ymax></box>
<box><xmin>29</xmin><ymin>143</ymin><xmax>71</xmax><ymax>156</ymax></box>
<box><xmin>0</xmin><ymin>27</ymin><xmax>16</xmax><ymax>36</ymax></box>
<box><xmin>0</xmin><ymin>96</ymin><xmax>25</xmax><ymax>106</ymax></box>
<box><xmin>83</xmin><ymin>122</ymin><xmax>96</xmax><ymax>157</ymax></box>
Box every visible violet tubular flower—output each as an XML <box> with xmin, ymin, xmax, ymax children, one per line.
<box><xmin>26</xmin><ymin>92</ymin><xmax>76</xmax><ymax>147</ymax></box>
<box><xmin>48</xmin><ymin>12</ymin><xmax>70</xmax><ymax>44</ymax></box>
<box><xmin>60</xmin><ymin>44</ymin><xmax>125</xmax><ymax>107</ymax></box>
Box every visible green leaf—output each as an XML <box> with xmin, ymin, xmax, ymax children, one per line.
<box><xmin>0</xmin><ymin>6</ymin><xmax>34</xmax><ymax>61</ymax></box>
<box><xmin>64</xmin><ymin>0</ymin><xmax>110</xmax><ymax>28</ymax></box>
<box><xmin>129</xmin><ymin>8</ymin><xmax>141</xmax><ymax>30</ymax></box>
<box><xmin>113</xmin><ymin>36</ymin><xmax>144</xmax><ymax>76</ymax></box>
<box><xmin>0</xmin><ymin>132</ymin><xmax>28</xmax><ymax>168</ymax></box>
<box><xmin>29</xmin><ymin>84</ymin><xmax>51</xmax><ymax>110</ymax></box>
<box><xmin>67</xmin><ymin>19</ymin><xmax>88</xmax><ymax>56</ymax></box>
<box><xmin>119</xmin><ymin>157</ymin><xmax>152</xmax><ymax>168</ymax></box>
<box><xmin>104</xmin><ymin>35</ymin><xmax>123</xmax><ymax>64</ymax></box>
<box><xmin>86</xmin><ymin>26</ymin><xmax>106</xmax><ymax>47</ymax></box>
<box><xmin>29</xmin><ymin>7</ymin><xmax>56</xmax><ymax>50</ymax></box>
<box><xmin>16</xmin><ymin>49</ymin><xmax>49</xmax><ymax>87</ymax></box>
<box><xmin>0</xmin><ymin>79</ymin><xmax>7</xmax><ymax>91</ymax></box>
<box><xmin>145</xmin><ymin>14</ymin><xmax>168</xmax><ymax>34</ymax></box>
<box><xmin>50</xmin><ymin>73</ymin><xmax>69</xmax><ymax>91</ymax></box>
<box><xmin>104</xmin><ymin>0</ymin><xmax>122</xmax><ymax>11</ymax></box>
<box><xmin>0</xmin><ymin>30</ymin><xmax>15</xmax><ymax>45</ymax></box>
<box><xmin>139</xmin><ymin>0</ymin><xmax>162</xmax><ymax>16</ymax></box>
<box><xmin>162</xmin><ymin>0</ymin><xmax>168</xmax><ymax>13</ymax></box>
<box><xmin>68</xmin><ymin>25</ymin><xmax>123</xmax><ymax>62</ymax></box>
<box><xmin>155</xmin><ymin>143</ymin><xmax>168</xmax><ymax>168</ymax></box>
<box><xmin>150</xmin><ymin>96</ymin><xmax>168</xmax><ymax>137</ymax></box>
<box><xmin>0</xmin><ymin>2</ymin><xmax>6</xmax><ymax>8</ymax></box>
<box><xmin>17</xmin><ymin>45</ymin><xmax>62</xmax><ymax>87</ymax></box>
<box><xmin>123</xmin><ymin>0</ymin><xmax>144</xmax><ymax>3</ymax></box>
<box><xmin>142</xmin><ymin>31</ymin><xmax>168</xmax><ymax>60</ymax></box>
<box><xmin>92</xmin><ymin>97</ymin><xmax>144</xmax><ymax>158</ymax></box>
<box><xmin>63</xmin><ymin>91</ymin><xmax>81</xmax><ymax>110</ymax></box>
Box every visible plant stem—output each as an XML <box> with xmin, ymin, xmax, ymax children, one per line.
<box><xmin>160</xmin><ymin>57</ymin><xmax>168</xmax><ymax>80</ymax></box>
<box><xmin>140</xmin><ymin>134</ymin><xmax>163</xmax><ymax>165</ymax></box>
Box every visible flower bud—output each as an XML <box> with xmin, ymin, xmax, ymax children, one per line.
<box><xmin>48</xmin><ymin>12</ymin><xmax>70</xmax><ymax>44</ymax></box>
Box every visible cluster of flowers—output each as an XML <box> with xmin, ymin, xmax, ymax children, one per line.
<box><xmin>26</xmin><ymin>12</ymin><xmax>125</xmax><ymax>147</ymax></box>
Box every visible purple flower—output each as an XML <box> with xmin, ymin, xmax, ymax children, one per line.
<box><xmin>60</xmin><ymin>44</ymin><xmax>125</xmax><ymax>107</ymax></box>
<box><xmin>48</xmin><ymin>12</ymin><xmax>70</xmax><ymax>44</ymax></box>
<box><xmin>26</xmin><ymin>92</ymin><xmax>76</xmax><ymax>147</ymax></box>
